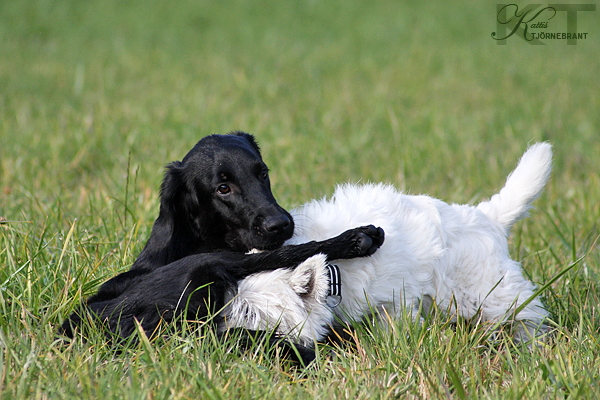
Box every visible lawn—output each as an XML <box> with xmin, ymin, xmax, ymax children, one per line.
<box><xmin>1</xmin><ymin>0</ymin><xmax>599</xmax><ymax>398</ymax></box>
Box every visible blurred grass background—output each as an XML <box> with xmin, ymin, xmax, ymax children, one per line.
<box><xmin>1</xmin><ymin>0</ymin><xmax>599</xmax><ymax>398</ymax></box>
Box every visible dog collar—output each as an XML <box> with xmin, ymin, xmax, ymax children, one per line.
<box><xmin>325</xmin><ymin>263</ymin><xmax>342</xmax><ymax>308</ymax></box>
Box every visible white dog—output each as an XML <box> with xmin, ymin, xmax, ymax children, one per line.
<box><xmin>220</xmin><ymin>143</ymin><xmax>553</xmax><ymax>347</ymax></box>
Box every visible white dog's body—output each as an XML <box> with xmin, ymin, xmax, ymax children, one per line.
<box><xmin>221</xmin><ymin>143</ymin><xmax>552</xmax><ymax>346</ymax></box>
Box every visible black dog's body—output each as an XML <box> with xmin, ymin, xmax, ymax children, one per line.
<box><xmin>63</xmin><ymin>227</ymin><xmax>383</xmax><ymax>339</ymax></box>
<box><xmin>60</xmin><ymin>132</ymin><xmax>384</xmax><ymax>364</ymax></box>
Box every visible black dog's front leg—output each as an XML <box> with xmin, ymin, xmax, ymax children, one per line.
<box><xmin>223</xmin><ymin>224</ymin><xmax>385</xmax><ymax>280</ymax></box>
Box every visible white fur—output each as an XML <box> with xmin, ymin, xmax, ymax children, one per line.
<box><xmin>221</xmin><ymin>143</ymin><xmax>553</xmax><ymax>346</ymax></box>
<box><xmin>221</xmin><ymin>254</ymin><xmax>334</xmax><ymax>346</ymax></box>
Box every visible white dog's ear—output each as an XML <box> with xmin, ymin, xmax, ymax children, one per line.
<box><xmin>289</xmin><ymin>254</ymin><xmax>327</xmax><ymax>299</ymax></box>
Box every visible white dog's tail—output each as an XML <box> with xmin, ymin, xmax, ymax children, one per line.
<box><xmin>477</xmin><ymin>142</ymin><xmax>552</xmax><ymax>233</ymax></box>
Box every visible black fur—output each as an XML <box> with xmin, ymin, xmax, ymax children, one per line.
<box><xmin>60</xmin><ymin>132</ymin><xmax>384</xmax><ymax>366</ymax></box>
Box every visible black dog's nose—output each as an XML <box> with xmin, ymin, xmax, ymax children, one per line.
<box><xmin>263</xmin><ymin>214</ymin><xmax>292</xmax><ymax>235</ymax></box>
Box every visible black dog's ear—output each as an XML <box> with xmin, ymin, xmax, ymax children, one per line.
<box><xmin>160</xmin><ymin>161</ymin><xmax>184</xmax><ymax>206</ymax></box>
<box><xmin>230</xmin><ymin>131</ymin><xmax>261</xmax><ymax>156</ymax></box>
<box><xmin>160</xmin><ymin>160</ymin><xmax>202</xmax><ymax>228</ymax></box>
<box><xmin>131</xmin><ymin>160</ymin><xmax>187</xmax><ymax>270</ymax></box>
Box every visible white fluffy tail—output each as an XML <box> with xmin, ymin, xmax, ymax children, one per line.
<box><xmin>477</xmin><ymin>142</ymin><xmax>552</xmax><ymax>233</ymax></box>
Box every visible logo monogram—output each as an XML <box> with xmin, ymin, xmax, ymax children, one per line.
<box><xmin>492</xmin><ymin>3</ymin><xmax>596</xmax><ymax>45</ymax></box>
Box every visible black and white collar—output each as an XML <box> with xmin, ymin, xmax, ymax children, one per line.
<box><xmin>325</xmin><ymin>263</ymin><xmax>342</xmax><ymax>308</ymax></box>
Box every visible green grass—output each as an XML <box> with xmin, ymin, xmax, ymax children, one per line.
<box><xmin>1</xmin><ymin>0</ymin><xmax>599</xmax><ymax>398</ymax></box>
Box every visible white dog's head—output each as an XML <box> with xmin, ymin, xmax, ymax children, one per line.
<box><xmin>221</xmin><ymin>254</ymin><xmax>334</xmax><ymax>347</ymax></box>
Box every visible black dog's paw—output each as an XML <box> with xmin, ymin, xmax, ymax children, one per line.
<box><xmin>354</xmin><ymin>225</ymin><xmax>385</xmax><ymax>256</ymax></box>
<box><xmin>336</xmin><ymin>225</ymin><xmax>385</xmax><ymax>258</ymax></box>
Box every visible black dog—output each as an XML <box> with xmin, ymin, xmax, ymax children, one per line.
<box><xmin>60</xmin><ymin>132</ymin><xmax>384</xmax><ymax>364</ymax></box>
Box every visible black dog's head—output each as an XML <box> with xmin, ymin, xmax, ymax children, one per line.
<box><xmin>135</xmin><ymin>132</ymin><xmax>294</xmax><ymax>269</ymax></box>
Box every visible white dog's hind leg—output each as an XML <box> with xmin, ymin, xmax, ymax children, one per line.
<box><xmin>475</xmin><ymin>271</ymin><xmax>549</xmax><ymax>344</ymax></box>
<box><xmin>512</xmin><ymin>320</ymin><xmax>550</xmax><ymax>346</ymax></box>
<box><xmin>506</xmin><ymin>295</ymin><xmax>549</xmax><ymax>344</ymax></box>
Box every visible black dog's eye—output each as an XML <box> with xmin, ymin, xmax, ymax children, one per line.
<box><xmin>217</xmin><ymin>184</ymin><xmax>231</xmax><ymax>195</ymax></box>
<box><xmin>260</xmin><ymin>170</ymin><xmax>269</xmax><ymax>181</ymax></box>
